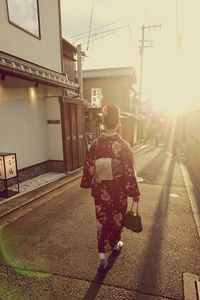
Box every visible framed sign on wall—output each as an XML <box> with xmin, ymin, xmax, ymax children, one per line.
<box><xmin>0</xmin><ymin>153</ymin><xmax>20</xmax><ymax>199</ymax></box>
<box><xmin>91</xmin><ymin>88</ymin><xmax>103</xmax><ymax>108</ymax></box>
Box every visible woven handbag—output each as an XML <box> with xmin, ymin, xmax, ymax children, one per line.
<box><xmin>124</xmin><ymin>201</ymin><xmax>143</xmax><ymax>232</ymax></box>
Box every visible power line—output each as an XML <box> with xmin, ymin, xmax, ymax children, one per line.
<box><xmin>68</xmin><ymin>21</ymin><xmax>119</xmax><ymax>39</ymax></box>
<box><xmin>80</xmin><ymin>30</ymin><xmax>117</xmax><ymax>46</ymax></box>
<box><xmin>73</xmin><ymin>23</ymin><xmax>134</xmax><ymax>44</ymax></box>
<box><xmin>101</xmin><ymin>0</ymin><xmax>132</xmax><ymax>36</ymax></box>
<box><xmin>86</xmin><ymin>0</ymin><xmax>95</xmax><ymax>50</ymax></box>
<box><xmin>78</xmin><ymin>24</ymin><xmax>134</xmax><ymax>49</ymax></box>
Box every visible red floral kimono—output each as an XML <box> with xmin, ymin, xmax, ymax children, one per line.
<box><xmin>81</xmin><ymin>133</ymin><xmax>140</xmax><ymax>253</ymax></box>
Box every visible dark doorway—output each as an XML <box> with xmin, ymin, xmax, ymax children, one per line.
<box><xmin>60</xmin><ymin>97</ymin><xmax>85</xmax><ymax>172</ymax></box>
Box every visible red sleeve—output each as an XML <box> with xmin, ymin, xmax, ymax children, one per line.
<box><xmin>80</xmin><ymin>141</ymin><xmax>95</xmax><ymax>189</ymax></box>
<box><xmin>122</xmin><ymin>142</ymin><xmax>140</xmax><ymax>197</ymax></box>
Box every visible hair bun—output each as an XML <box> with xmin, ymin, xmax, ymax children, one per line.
<box><xmin>102</xmin><ymin>104</ymin><xmax>120</xmax><ymax>129</ymax></box>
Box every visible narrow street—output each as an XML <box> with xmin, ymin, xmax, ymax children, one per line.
<box><xmin>0</xmin><ymin>143</ymin><xmax>199</xmax><ymax>300</ymax></box>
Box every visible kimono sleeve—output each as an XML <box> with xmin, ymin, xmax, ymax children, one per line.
<box><xmin>80</xmin><ymin>142</ymin><xmax>95</xmax><ymax>189</ymax></box>
<box><xmin>122</xmin><ymin>142</ymin><xmax>140</xmax><ymax>197</ymax></box>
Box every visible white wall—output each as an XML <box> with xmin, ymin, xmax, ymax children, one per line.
<box><xmin>0</xmin><ymin>83</ymin><xmax>51</xmax><ymax>169</ymax></box>
<box><xmin>0</xmin><ymin>0</ymin><xmax>62</xmax><ymax>73</ymax></box>
<box><xmin>46</xmin><ymin>98</ymin><xmax>63</xmax><ymax>160</ymax></box>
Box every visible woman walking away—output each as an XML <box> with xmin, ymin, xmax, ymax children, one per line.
<box><xmin>81</xmin><ymin>104</ymin><xmax>140</xmax><ymax>271</ymax></box>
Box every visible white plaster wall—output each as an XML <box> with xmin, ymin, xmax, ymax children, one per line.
<box><xmin>0</xmin><ymin>84</ymin><xmax>49</xmax><ymax>169</ymax></box>
<box><xmin>0</xmin><ymin>0</ymin><xmax>62</xmax><ymax>73</ymax></box>
<box><xmin>46</xmin><ymin>98</ymin><xmax>63</xmax><ymax>160</ymax></box>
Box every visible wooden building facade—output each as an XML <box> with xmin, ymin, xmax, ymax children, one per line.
<box><xmin>82</xmin><ymin>67</ymin><xmax>140</xmax><ymax>146</ymax></box>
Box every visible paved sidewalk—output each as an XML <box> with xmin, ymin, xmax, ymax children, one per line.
<box><xmin>0</xmin><ymin>143</ymin><xmax>199</xmax><ymax>299</ymax></box>
<box><xmin>0</xmin><ymin>143</ymin><xmax>148</xmax><ymax>219</ymax></box>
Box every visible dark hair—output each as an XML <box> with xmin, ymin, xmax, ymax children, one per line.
<box><xmin>102</xmin><ymin>104</ymin><xmax>120</xmax><ymax>129</ymax></box>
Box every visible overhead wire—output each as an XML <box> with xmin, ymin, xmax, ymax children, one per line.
<box><xmin>73</xmin><ymin>24</ymin><xmax>134</xmax><ymax>44</ymax></box>
<box><xmin>68</xmin><ymin>21</ymin><xmax>119</xmax><ymax>39</ymax></box>
<box><xmin>80</xmin><ymin>30</ymin><xmax>119</xmax><ymax>46</ymax></box>
<box><xmin>68</xmin><ymin>1</ymin><xmax>137</xmax><ymax>51</ymax></box>
<box><xmin>86</xmin><ymin>0</ymin><xmax>95</xmax><ymax>50</ymax></box>
<box><xmin>68</xmin><ymin>0</ymin><xmax>139</xmax><ymax>57</ymax></box>
<box><xmin>92</xmin><ymin>0</ymin><xmax>138</xmax><ymax>56</ymax></box>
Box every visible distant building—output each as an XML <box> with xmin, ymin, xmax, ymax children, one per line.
<box><xmin>82</xmin><ymin>66</ymin><xmax>141</xmax><ymax>145</ymax></box>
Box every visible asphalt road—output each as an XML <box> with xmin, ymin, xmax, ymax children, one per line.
<box><xmin>0</xmin><ymin>143</ymin><xmax>199</xmax><ymax>300</ymax></box>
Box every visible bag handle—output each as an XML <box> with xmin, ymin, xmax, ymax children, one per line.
<box><xmin>130</xmin><ymin>200</ymin><xmax>139</xmax><ymax>214</ymax></box>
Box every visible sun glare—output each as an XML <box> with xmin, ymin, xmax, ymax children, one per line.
<box><xmin>144</xmin><ymin>0</ymin><xmax>200</xmax><ymax>115</ymax></box>
<box><xmin>61</xmin><ymin>0</ymin><xmax>200</xmax><ymax>116</ymax></box>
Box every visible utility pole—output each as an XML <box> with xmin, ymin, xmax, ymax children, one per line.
<box><xmin>176</xmin><ymin>0</ymin><xmax>182</xmax><ymax>50</ymax></box>
<box><xmin>77</xmin><ymin>44</ymin><xmax>84</xmax><ymax>100</ymax></box>
<box><xmin>139</xmin><ymin>24</ymin><xmax>161</xmax><ymax>107</ymax></box>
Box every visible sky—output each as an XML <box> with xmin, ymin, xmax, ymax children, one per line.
<box><xmin>60</xmin><ymin>0</ymin><xmax>200</xmax><ymax>114</ymax></box>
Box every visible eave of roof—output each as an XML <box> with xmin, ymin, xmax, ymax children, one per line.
<box><xmin>0</xmin><ymin>51</ymin><xmax>79</xmax><ymax>91</ymax></box>
<box><xmin>62</xmin><ymin>38</ymin><xmax>77</xmax><ymax>53</ymax></box>
<box><xmin>82</xmin><ymin>66</ymin><xmax>136</xmax><ymax>80</ymax></box>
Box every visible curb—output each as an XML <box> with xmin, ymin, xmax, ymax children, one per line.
<box><xmin>178</xmin><ymin>150</ymin><xmax>200</xmax><ymax>239</ymax></box>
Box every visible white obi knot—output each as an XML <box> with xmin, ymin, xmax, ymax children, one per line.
<box><xmin>95</xmin><ymin>158</ymin><xmax>113</xmax><ymax>181</ymax></box>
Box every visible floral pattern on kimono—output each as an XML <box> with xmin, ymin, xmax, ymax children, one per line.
<box><xmin>81</xmin><ymin>133</ymin><xmax>140</xmax><ymax>253</ymax></box>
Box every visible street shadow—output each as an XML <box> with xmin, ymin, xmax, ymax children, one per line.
<box><xmin>82</xmin><ymin>252</ymin><xmax>120</xmax><ymax>300</ymax></box>
<box><xmin>137</xmin><ymin>155</ymin><xmax>176</xmax><ymax>294</ymax></box>
<box><xmin>142</xmin><ymin>145</ymin><xmax>157</xmax><ymax>154</ymax></box>
<box><xmin>137</xmin><ymin>145</ymin><xmax>170</xmax><ymax>185</ymax></box>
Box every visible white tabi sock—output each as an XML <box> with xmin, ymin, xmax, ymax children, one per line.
<box><xmin>114</xmin><ymin>240</ymin><xmax>123</xmax><ymax>250</ymax></box>
<box><xmin>99</xmin><ymin>253</ymin><xmax>106</xmax><ymax>260</ymax></box>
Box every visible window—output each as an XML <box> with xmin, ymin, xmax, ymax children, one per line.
<box><xmin>7</xmin><ymin>0</ymin><xmax>40</xmax><ymax>38</ymax></box>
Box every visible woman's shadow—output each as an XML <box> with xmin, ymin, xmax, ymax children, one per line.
<box><xmin>82</xmin><ymin>251</ymin><xmax>121</xmax><ymax>300</ymax></box>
